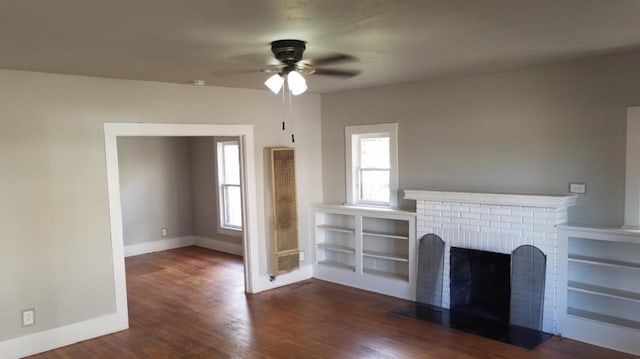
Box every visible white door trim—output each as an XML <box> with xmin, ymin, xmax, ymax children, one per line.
<box><xmin>103</xmin><ymin>123</ymin><xmax>260</xmax><ymax>322</ymax></box>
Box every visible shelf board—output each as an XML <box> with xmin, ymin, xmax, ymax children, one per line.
<box><xmin>568</xmin><ymin>281</ymin><xmax>640</xmax><ymax>302</ymax></box>
<box><xmin>317</xmin><ymin>224</ymin><xmax>355</xmax><ymax>234</ymax></box>
<box><xmin>568</xmin><ymin>254</ymin><xmax>640</xmax><ymax>270</ymax></box>
<box><xmin>317</xmin><ymin>260</ymin><xmax>355</xmax><ymax>272</ymax></box>
<box><xmin>567</xmin><ymin>307</ymin><xmax>640</xmax><ymax>331</ymax></box>
<box><xmin>362</xmin><ymin>250</ymin><xmax>408</xmax><ymax>262</ymax></box>
<box><xmin>317</xmin><ymin>243</ymin><xmax>355</xmax><ymax>254</ymax></box>
<box><xmin>363</xmin><ymin>268</ymin><xmax>409</xmax><ymax>282</ymax></box>
<box><xmin>362</xmin><ymin>231</ymin><xmax>409</xmax><ymax>240</ymax></box>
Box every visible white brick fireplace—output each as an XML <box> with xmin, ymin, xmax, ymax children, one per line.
<box><xmin>404</xmin><ymin>190</ymin><xmax>576</xmax><ymax>333</ymax></box>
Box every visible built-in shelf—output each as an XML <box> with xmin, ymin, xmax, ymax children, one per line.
<box><xmin>559</xmin><ymin>226</ymin><xmax>640</xmax><ymax>354</ymax></box>
<box><xmin>568</xmin><ymin>254</ymin><xmax>640</xmax><ymax>270</ymax></box>
<box><xmin>363</xmin><ymin>268</ymin><xmax>409</xmax><ymax>281</ymax></box>
<box><xmin>317</xmin><ymin>224</ymin><xmax>355</xmax><ymax>234</ymax></box>
<box><xmin>568</xmin><ymin>281</ymin><xmax>640</xmax><ymax>303</ymax></box>
<box><xmin>318</xmin><ymin>260</ymin><xmax>355</xmax><ymax>272</ymax></box>
<box><xmin>567</xmin><ymin>307</ymin><xmax>640</xmax><ymax>331</ymax></box>
<box><xmin>362</xmin><ymin>250</ymin><xmax>408</xmax><ymax>262</ymax></box>
<box><xmin>317</xmin><ymin>243</ymin><xmax>355</xmax><ymax>254</ymax></box>
<box><xmin>363</xmin><ymin>231</ymin><xmax>409</xmax><ymax>240</ymax></box>
<box><xmin>312</xmin><ymin>204</ymin><xmax>416</xmax><ymax>300</ymax></box>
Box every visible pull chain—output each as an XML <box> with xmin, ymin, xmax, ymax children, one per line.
<box><xmin>281</xmin><ymin>81</ymin><xmax>286</xmax><ymax>131</ymax></box>
<box><xmin>288</xmin><ymin>88</ymin><xmax>295</xmax><ymax>143</ymax></box>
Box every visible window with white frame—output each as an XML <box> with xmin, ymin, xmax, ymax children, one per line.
<box><xmin>346</xmin><ymin>123</ymin><xmax>398</xmax><ymax>207</ymax></box>
<box><xmin>217</xmin><ymin>140</ymin><xmax>242</xmax><ymax>231</ymax></box>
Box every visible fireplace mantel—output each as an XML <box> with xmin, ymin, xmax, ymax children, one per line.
<box><xmin>404</xmin><ymin>189</ymin><xmax>576</xmax><ymax>208</ymax></box>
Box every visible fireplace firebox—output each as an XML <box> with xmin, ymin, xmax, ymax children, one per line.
<box><xmin>449</xmin><ymin>247</ymin><xmax>511</xmax><ymax>323</ymax></box>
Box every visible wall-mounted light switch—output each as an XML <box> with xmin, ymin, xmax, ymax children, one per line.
<box><xmin>161</xmin><ymin>228</ymin><xmax>168</xmax><ymax>237</ymax></box>
<box><xmin>569</xmin><ymin>183</ymin><xmax>586</xmax><ymax>194</ymax></box>
<box><xmin>299</xmin><ymin>251</ymin><xmax>305</xmax><ymax>262</ymax></box>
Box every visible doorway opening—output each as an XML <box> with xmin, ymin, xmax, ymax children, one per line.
<box><xmin>117</xmin><ymin>136</ymin><xmax>245</xmax><ymax>257</ymax></box>
<box><xmin>104</xmin><ymin>123</ymin><xmax>259</xmax><ymax>327</ymax></box>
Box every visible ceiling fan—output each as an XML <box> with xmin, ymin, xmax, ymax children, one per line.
<box><xmin>262</xmin><ymin>39</ymin><xmax>361</xmax><ymax>95</ymax></box>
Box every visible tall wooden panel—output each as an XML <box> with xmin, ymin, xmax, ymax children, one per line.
<box><xmin>269</xmin><ymin>147</ymin><xmax>299</xmax><ymax>275</ymax></box>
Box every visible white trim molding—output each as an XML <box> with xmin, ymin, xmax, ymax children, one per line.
<box><xmin>345</xmin><ymin>123</ymin><xmax>399</xmax><ymax>208</ymax></box>
<box><xmin>124</xmin><ymin>236</ymin><xmax>195</xmax><ymax>257</ymax></box>
<box><xmin>194</xmin><ymin>236</ymin><xmax>243</xmax><ymax>256</ymax></box>
<box><xmin>625</xmin><ymin>106</ymin><xmax>640</xmax><ymax>228</ymax></box>
<box><xmin>0</xmin><ymin>313</ymin><xmax>127</xmax><ymax>359</ymax></box>
<box><xmin>123</xmin><ymin>236</ymin><xmax>244</xmax><ymax>258</ymax></box>
<box><xmin>99</xmin><ymin>122</ymin><xmax>261</xmax><ymax>359</ymax></box>
<box><xmin>104</xmin><ymin>123</ymin><xmax>260</xmax><ymax>297</ymax></box>
<box><xmin>404</xmin><ymin>189</ymin><xmax>577</xmax><ymax>208</ymax></box>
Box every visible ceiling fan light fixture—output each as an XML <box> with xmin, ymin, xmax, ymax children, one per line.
<box><xmin>265</xmin><ymin>73</ymin><xmax>284</xmax><ymax>94</ymax></box>
<box><xmin>287</xmin><ymin>70</ymin><xmax>307</xmax><ymax>95</ymax></box>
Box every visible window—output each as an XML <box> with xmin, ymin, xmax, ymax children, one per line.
<box><xmin>346</xmin><ymin>123</ymin><xmax>398</xmax><ymax>207</ymax></box>
<box><xmin>217</xmin><ymin>140</ymin><xmax>242</xmax><ymax>231</ymax></box>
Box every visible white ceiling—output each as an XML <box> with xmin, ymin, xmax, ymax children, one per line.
<box><xmin>1</xmin><ymin>0</ymin><xmax>640</xmax><ymax>93</ymax></box>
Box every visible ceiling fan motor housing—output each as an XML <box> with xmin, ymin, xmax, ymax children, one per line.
<box><xmin>271</xmin><ymin>39</ymin><xmax>306</xmax><ymax>65</ymax></box>
<box><xmin>267</xmin><ymin>39</ymin><xmax>359</xmax><ymax>77</ymax></box>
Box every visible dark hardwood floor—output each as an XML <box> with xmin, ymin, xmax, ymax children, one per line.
<box><xmin>29</xmin><ymin>246</ymin><xmax>634</xmax><ymax>358</ymax></box>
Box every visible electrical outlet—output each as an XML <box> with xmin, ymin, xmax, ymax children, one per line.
<box><xmin>299</xmin><ymin>251</ymin><xmax>305</xmax><ymax>262</ymax></box>
<box><xmin>161</xmin><ymin>228</ymin><xmax>168</xmax><ymax>237</ymax></box>
<box><xmin>22</xmin><ymin>309</ymin><xmax>35</xmax><ymax>327</ymax></box>
<box><xmin>569</xmin><ymin>183</ymin><xmax>586</xmax><ymax>194</ymax></box>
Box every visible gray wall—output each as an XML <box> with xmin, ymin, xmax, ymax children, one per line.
<box><xmin>322</xmin><ymin>50</ymin><xmax>640</xmax><ymax>227</ymax></box>
<box><xmin>0</xmin><ymin>69</ymin><xmax>322</xmax><ymax>343</ymax></box>
<box><xmin>118</xmin><ymin>137</ymin><xmax>194</xmax><ymax>245</ymax></box>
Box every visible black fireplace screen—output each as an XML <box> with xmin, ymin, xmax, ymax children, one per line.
<box><xmin>510</xmin><ymin>245</ymin><xmax>546</xmax><ymax>331</ymax></box>
<box><xmin>416</xmin><ymin>234</ymin><xmax>445</xmax><ymax>306</ymax></box>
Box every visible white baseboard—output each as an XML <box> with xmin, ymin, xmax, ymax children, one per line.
<box><xmin>124</xmin><ymin>236</ymin><xmax>244</xmax><ymax>257</ymax></box>
<box><xmin>193</xmin><ymin>236</ymin><xmax>243</xmax><ymax>256</ymax></box>
<box><xmin>0</xmin><ymin>312</ymin><xmax>128</xmax><ymax>359</ymax></box>
<box><xmin>251</xmin><ymin>265</ymin><xmax>314</xmax><ymax>293</ymax></box>
<box><xmin>2</xmin><ymin>236</ymin><xmax>310</xmax><ymax>358</ymax></box>
<box><xmin>560</xmin><ymin>315</ymin><xmax>640</xmax><ymax>355</ymax></box>
<box><xmin>124</xmin><ymin>236</ymin><xmax>195</xmax><ymax>257</ymax></box>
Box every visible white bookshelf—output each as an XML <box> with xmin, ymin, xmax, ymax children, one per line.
<box><xmin>312</xmin><ymin>204</ymin><xmax>416</xmax><ymax>300</ymax></box>
<box><xmin>557</xmin><ymin>225</ymin><xmax>640</xmax><ymax>355</ymax></box>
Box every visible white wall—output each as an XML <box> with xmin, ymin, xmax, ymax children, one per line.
<box><xmin>322</xmin><ymin>50</ymin><xmax>640</xmax><ymax>227</ymax></box>
<box><xmin>0</xmin><ymin>69</ymin><xmax>322</xmax><ymax>344</ymax></box>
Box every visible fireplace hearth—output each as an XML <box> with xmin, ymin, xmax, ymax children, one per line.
<box><xmin>393</xmin><ymin>302</ymin><xmax>552</xmax><ymax>350</ymax></box>
<box><xmin>395</xmin><ymin>241</ymin><xmax>552</xmax><ymax>349</ymax></box>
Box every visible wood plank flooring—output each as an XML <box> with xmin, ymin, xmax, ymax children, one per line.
<box><xmin>29</xmin><ymin>246</ymin><xmax>635</xmax><ymax>358</ymax></box>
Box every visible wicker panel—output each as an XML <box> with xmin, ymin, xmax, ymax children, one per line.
<box><xmin>270</xmin><ymin>148</ymin><xmax>299</xmax><ymax>274</ymax></box>
<box><xmin>276</xmin><ymin>252</ymin><xmax>301</xmax><ymax>274</ymax></box>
